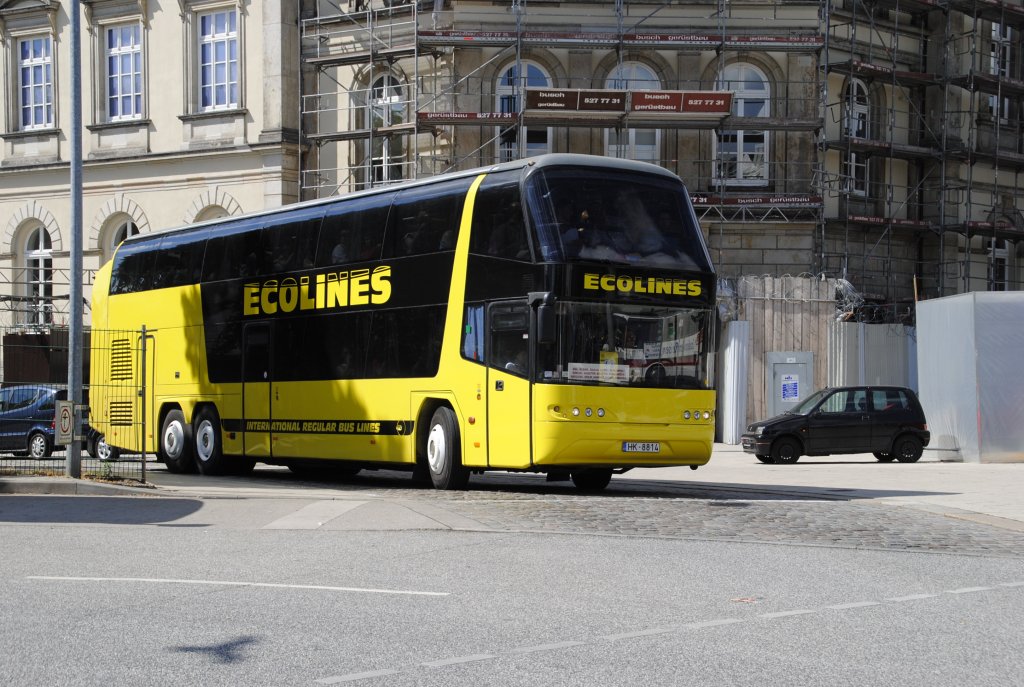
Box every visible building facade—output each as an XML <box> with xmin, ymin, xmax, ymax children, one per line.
<box><xmin>0</xmin><ymin>0</ymin><xmax>301</xmax><ymax>328</ymax></box>
<box><xmin>301</xmin><ymin>0</ymin><xmax>1023</xmax><ymax>320</ymax></box>
<box><xmin>1</xmin><ymin>0</ymin><xmax>1021</xmax><ymax>333</ymax></box>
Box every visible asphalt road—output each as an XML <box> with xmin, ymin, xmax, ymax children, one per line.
<box><xmin>2</xmin><ymin>463</ymin><xmax>1023</xmax><ymax>686</ymax></box>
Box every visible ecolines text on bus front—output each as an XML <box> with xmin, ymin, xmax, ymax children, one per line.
<box><xmin>243</xmin><ymin>265</ymin><xmax>392</xmax><ymax>316</ymax></box>
<box><xmin>582</xmin><ymin>272</ymin><xmax>702</xmax><ymax>297</ymax></box>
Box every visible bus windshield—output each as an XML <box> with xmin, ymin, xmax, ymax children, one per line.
<box><xmin>538</xmin><ymin>302</ymin><xmax>713</xmax><ymax>390</ymax></box>
<box><xmin>527</xmin><ymin>167</ymin><xmax>711</xmax><ymax>271</ymax></box>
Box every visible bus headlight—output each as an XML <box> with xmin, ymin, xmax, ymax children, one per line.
<box><xmin>597</xmin><ymin>408</ymin><xmax>605</xmax><ymax>418</ymax></box>
<box><xmin>572</xmin><ymin>407</ymin><xmax>580</xmax><ymax>417</ymax></box>
<box><xmin>585</xmin><ymin>407</ymin><xmax>593</xmax><ymax>417</ymax></box>
<box><xmin>703</xmin><ymin>411</ymin><xmax>711</xmax><ymax>420</ymax></box>
<box><xmin>683</xmin><ymin>411</ymin><xmax>691</xmax><ymax>420</ymax></box>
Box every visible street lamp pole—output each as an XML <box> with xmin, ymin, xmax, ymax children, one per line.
<box><xmin>66</xmin><ymin>0</ymin><xmax>84</xmax><ymax>478</ymax></box>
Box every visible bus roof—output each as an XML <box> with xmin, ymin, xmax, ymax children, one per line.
<box><xmin>119</xmin><ymin>154</ymin><xmax>682</xmax><ymax>246</ymax></box>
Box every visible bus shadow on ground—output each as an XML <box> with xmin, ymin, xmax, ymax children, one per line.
<box><xmin>224</xmin><ymin>466</ymin><xmax>957</xmax><ymax>503</ymax></box>
<box><xmin>0</xmin><ymin>495</ymin><xmax>205</xmax><ymax>525</ymax></box>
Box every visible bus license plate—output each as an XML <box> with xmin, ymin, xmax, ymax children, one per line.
<box><xmin>622</xmin><ymin>441</ymin><xmax>660</xmax><ymax>453</ymax></box>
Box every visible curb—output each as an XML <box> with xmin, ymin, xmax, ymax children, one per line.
<box><xmin>0</xmin><ymin>477</ymin><xmax>157</xmax><ymax>497</ymax></box>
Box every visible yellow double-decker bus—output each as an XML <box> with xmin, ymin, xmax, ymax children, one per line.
<box><xmin>89</xmin><ymin>154</ymin><xmax>717</xmax><ymax>490</ymax></box>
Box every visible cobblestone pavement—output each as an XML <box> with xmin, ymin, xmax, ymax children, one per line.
<box><xmin>284</xmin><ymin>472</ymin><xmax>1024</xmax><ymax>559</ymax></box>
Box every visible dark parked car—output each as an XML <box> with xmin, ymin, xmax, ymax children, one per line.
<box><xmin>0</xmin><ymin>384</ymin><xmax>65</xmax><ymax>459</ymax></box>
<box><xmin>741</xmin><ymin>385</ymin><xmax>930</xmax><ymax>464</ymax></box>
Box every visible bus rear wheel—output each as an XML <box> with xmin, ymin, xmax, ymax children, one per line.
<box><xmin>425</xmin><ymin>407</ymin><xmax>469</xmax><ymax>490</ymax></box>
<box><xmin>193</xmin><ymin>406</ymin><xmax>228</xmax><ymax>475</ymax></box>
<box><xmin>160</xmin><ymin>409</ymin><xmax>196</xmax><ymax>473</ymax></box>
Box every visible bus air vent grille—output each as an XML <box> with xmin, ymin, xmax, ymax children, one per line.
<box><xmin>109</xmin><ymin>401</ymin><xmax>134</xmax><ymax>427</ymax></box>
<box><xmin>110</xmin><ymin>339</ymin><xmax>132</xmax><ymax>381</ymax></box>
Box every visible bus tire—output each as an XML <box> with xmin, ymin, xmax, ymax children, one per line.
<box><xmin>426</xmin><ymin>407</ymin><xmax>469</xmax><ymax>490</ymax></box>
<box><xmin>571</xmin><ymin>468</ymin><xmax>613</xmax><ymax>492</ymax></box>
<box><xmin>89</xmin><ymin>434</ymin><xmax>121</xmax><ymax>462</ymax></box>
<box><xmin>159</xmin><ymin>409</ymin><xmax>196</xmax><ymax>473</ymax></box>
<box><xmin>193</xmin><ymin>406</ymin><xmax>228</xmax><ymax>475</ymax></box>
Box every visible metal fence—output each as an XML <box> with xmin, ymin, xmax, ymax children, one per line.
<box><xmin>0</xmin><ymin>326</ymin><xmax>148</xmax><ymax>485</ymax></box>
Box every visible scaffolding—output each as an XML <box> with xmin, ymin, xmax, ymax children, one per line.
<box><xmin>299</xmin><ymin>0</ymin><xmax>1023</xmax><ymax>319</ymax></box>
<box><xmin>821</xmin><ymin>0</ymin><xmax>1024</xmax><ymax>312</ymax></box>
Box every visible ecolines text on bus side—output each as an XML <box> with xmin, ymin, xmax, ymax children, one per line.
<box><xmin>582</xmin><ymin>272</ymin><xmax>702</xmax><ymax>297</ymax></box>
<box><xmin>243</xmin><ymin>265</ymin><xmax>392</xmax><ymax>316</ymax></box>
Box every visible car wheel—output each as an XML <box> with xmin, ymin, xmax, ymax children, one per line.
<box><xmin>91</xmin><ymin>435</ymin><xmax>121</xmax><ymax>462</ymax></box>
<box><xmin>425</xmin><ymin>407</ymin><xmax>469</xmax><ymax>490</ymax></box>
<box><xmin>755</xmin><ymin>454</ymin><xmax>774</xmax><ymax>464</ymax></box>
<box><xmin>873</xmin><ymin>451</ymin><xmax>895</xmax><ymax>463</ymax></box>
<box><xmin>571</xmin><ymin>468</ymin><xmax>613</xmax><ymax>492</ymax></box>
<box><xmin>894</xmin><ymin>435</ymin><xmax>923</xmax><ymax>463</ymax></box>
<box><xmin>159</xmin><ymin>409</ymin><xmax>196</xmax><ymax>474</ymax></box>
<box><xmin>193</xmin><ymin>406</ymin><xmax>229</xmax><ymax>475</ymax></box>
<box><xmin>28</xmin><ymin>431</ymin><xmax>50</xmax><ymax>459</ymax></box>
<box><xmin>771</xmin><ymin>437</ymin><xmax>801</xmax><ymax>464</ymax></box>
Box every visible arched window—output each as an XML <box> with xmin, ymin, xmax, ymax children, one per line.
<box><xmin>104</xmin><ymin>218</ymin><xmax>139</xmax><ymax>264</ymax></box>
<box><xmin>195</xmin><ymin>206</ymin><xmax>229</xmax><ymax>222</ymax></box>
<box><xmin>605</xmin><ymin>62</ymin><xmax>660</xmax><ymax>163</ymax></box>
<box><xmin>23</xmin><ymin>226</ymin><xmax>53</xmax><ymax>326</ymax></box>
<box><xmin>715</xmin><ymin>63</ymin><xmax>769</xmax><ymax>185</ymax></box>
<box><xmin>495</xmin><ymin>61</ymin><xmax>551</xmax><ymax>162</ymax></box>
<box><xmin>842</xmin><ymin>79</ymin><xmax>870</xmax><ymax>197</ymax></box>
<box><xmin>369</xmin><ymin>74</ymin><xmax>406</xmax><ymax>183</ymax></box>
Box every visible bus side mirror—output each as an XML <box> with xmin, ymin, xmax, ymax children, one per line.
<box><xmin>530</xmin><ymin>291</ymin><xmax>556</xmax><ymax>345</ymax></box>
<box><xmin>537</xmin><ymin>304</ymin><xmax>555</xmax><ymax>345</ymax></box>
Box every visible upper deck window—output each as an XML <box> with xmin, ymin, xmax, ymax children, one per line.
<box><xmin>526</xmin><ymin>168</ymin><xmax>710</xmax><ymax>271</ymax></box>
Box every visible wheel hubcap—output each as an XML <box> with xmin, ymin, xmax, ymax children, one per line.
<box><xmin>163</xmin><ymin>422</ymin><xmax>183</xmax><ymax>460</ymax></box>
<box><xmin>97</xmin><ymin>439</ymin><xmax>112</xmax><ymax>461</ymax></box>
<box><xmin>30</xmin><ymin>436</ymin><xmax>45</xmax><ymax>458</ymax></box>
<box><xmin>427</xmin><ymin>423</ymin><xmax>446</xmax><ymax>473</ymax></box>
<box><xmin>196</xmin><ymin>420</ymin><xmax>215</xmax><ymax>463</ymax></box>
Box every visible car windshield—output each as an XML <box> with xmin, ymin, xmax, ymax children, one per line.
<box><xmin>788</xmin><ymin>388</ymin><xmax>830</xmax><ymax>415</ymax></box>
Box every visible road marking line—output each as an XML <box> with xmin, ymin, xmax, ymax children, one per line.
<box><xmin>885</xmin><ymin>593</ymin><xmax>938</xmax><ymax>602</ymax></box>
<box><xmin>507</xmin><ymin>641</ymin><xmax>586</xmax><ymax>654</ymax></box>
<box><xmin>684</xmin><ymin>618</ymin><xmax>744</xmax><ymax>629</ymax></box>
<box><xmin>27</xmin><ymin>576</ymin><xmax>448</xmax><ymax>596</ymax></box>
<box><xmin>759</xmin><ymin>609</ymin><xmax>816</xmax><ymax>618</ymax></box>
<box><xmin>262</xmin><ymin>500</ymin><xmax>367</xmax><ymax>530</ymax></box>
<box><xmin>600</xmin><ymin>628</ymin><xmax>675</xmax><ymax>641</ymax></box>
<box><xmin>315</xmin><ymin>578</ymin><xmax>1023</xmax><ymax>683</ymax></box>
<box><xmin>316</xmin><ymin>669</ymin><xmax>401</xmax><ymax>684</ymax></box>
<box><xmin>827</xmin><ymin>601</ymin><xmax>881</xmax><ymax>610</ymax></box>
<box><xmin>422</xmin><ymin>654</ymin><xmax>496</xmax><ymax>667</ymax></box>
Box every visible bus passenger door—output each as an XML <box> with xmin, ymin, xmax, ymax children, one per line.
<box><xmin>486</xmin><ymin>302</ymin><xmax>532</xmax><ymax>468</ymax></box>
<box><xmin>242</xmin><ymin>323</ymin><xmax>272</xmax><ymax>459</ymax></box>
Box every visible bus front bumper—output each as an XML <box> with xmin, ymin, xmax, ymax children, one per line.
<box><xmin>532</xmin><ymin>420</ymin><xmax>713</xmax><ymax>468</ymax></box>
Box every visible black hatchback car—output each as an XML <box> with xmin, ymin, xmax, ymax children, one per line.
<box><xmin>0</xmin><ymin>384</ymin><xmax>65</xmax><ymax>459</ymax></box>
<box><xmin>741</xmin><ymin>385</ymin><xmax>930</xmax><ymax>464</ymax></box>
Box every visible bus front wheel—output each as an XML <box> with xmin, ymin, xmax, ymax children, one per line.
<box><xmin>160</xmin><ymin>409</ymin><xmax>196</xmax><ymax>473</ymax></box>
<box><xmin>193</xmin><ymin>406</ymin><xmax>228</xmax><ymax>475</ymax></box>
<box><xmin>425</xmin><ymin>407</ymin><xmax>469</xmax><ymax>490</ymax></box>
